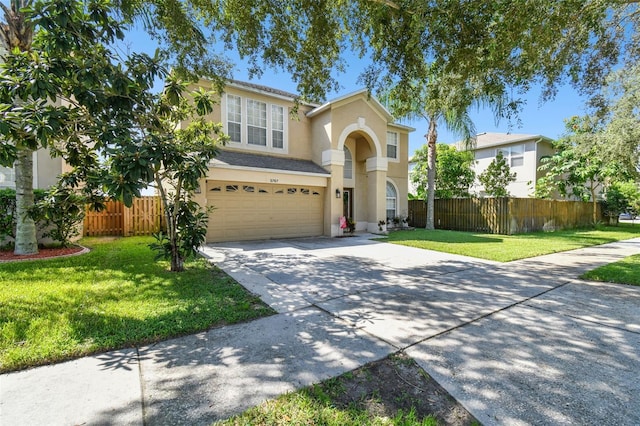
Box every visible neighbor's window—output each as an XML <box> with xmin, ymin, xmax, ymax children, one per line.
<box><xmin>498</xmin><ymin>145</ymin><xmax>524</xmax><ymax>167</ymax></box>
<box><xmin>343</xmin><ymin>146</ymin><xmax>353</xmax><ymax>179</ymax></box>
<box><xmin>387</xmin><ymin>131</ymin><xmax>398</xmax><ymax>159</ymax></box>
<box><xmin>386</xmin><ymin>181</ymin><xmax>397</xmax><ymax>220</ymax></box>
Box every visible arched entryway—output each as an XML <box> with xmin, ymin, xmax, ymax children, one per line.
<box><xmin>333</xmin><ymin>120</ymin><xmax>388</xmax><ymax>234</ymax></box>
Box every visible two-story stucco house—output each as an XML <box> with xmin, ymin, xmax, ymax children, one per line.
<box><xmin>465</xmin><ymin>132</ymin><xmax>554</xmax><ymax>198</ymax></box>
<box><xmin>190</xmin><ymin>81</ymin><xmax>413</xmax><ymax>242</ymax></box>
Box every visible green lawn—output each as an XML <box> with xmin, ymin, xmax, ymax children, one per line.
<box><xmin>379</xmin><ymin>224</ymin><xmax>640</xmax><ymax>262</ymax></box>
<box><xmin>581</xmin><ymin>253</ymin><xmax>640</xmax><ymax>286</ymax></box>
<box><xmin>0</xmin><ymin>236</ymin><xmax>274</xmax><ymax>372</ymax></box>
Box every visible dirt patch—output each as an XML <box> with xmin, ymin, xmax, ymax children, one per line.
<box><xmin>317</xmin><ymin>352</ymin><xmax>479</xmax><ymax>425</ymax></box>
<box><xmin>0</xmin><ymin>245</ymin><xmax>86</xmax><ymax>262</ymax></box>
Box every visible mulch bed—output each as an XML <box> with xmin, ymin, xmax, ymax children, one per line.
<box><xmin>0</xmin><ymin>246</ymin><xmax>86</xmax><ymax>262</ymax></box>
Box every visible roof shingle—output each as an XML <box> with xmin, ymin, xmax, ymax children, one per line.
<box><xmin>211</xmin><ymin>150</ymin><xmax>330</xmax><ymax>176</ymax></box>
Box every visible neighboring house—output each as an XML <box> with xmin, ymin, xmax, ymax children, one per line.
<box><xmin>0</xmin><ymin>149</ymin><xmax>65</xmax><ymax>190</ymax></box>
<box><xmin>463</xmin><ymin>132</ymin><xmax>555</xmax><ymax>198</ymax></box>
<box><xmin>190</xmin><ymin>80</ymin><xmax>414</xmax><ymax>242</ymax></box>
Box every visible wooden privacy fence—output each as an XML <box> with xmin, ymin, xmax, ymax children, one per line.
<box><xmin>408</xmin><ymin>198</ymin><xmax>602</xmax><ymax>234</ymax></box>
<box><xmin>84</xmin><ymin>196</ymin><xmax>164</xmax><ymax>237</ymax></box>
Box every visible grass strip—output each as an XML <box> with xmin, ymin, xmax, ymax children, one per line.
<box><xmin>581</xmin><ymin>253</ymin><xmax>640</xmax><ymax>286</ymax></box>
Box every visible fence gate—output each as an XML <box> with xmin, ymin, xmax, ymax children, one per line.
<box><xmin>84</xmin><ymin>196</ymin><xmax>164</xmax><ymax>237</ymax></box>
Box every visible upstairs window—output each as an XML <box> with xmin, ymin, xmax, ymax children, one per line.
<box><xmin>247</xmin><ymin>99</ymin><xmax>267</xmax><ymax>146</ymax></box>
<box><xmin>497</xmin><ymin>145</ymin><xmax>524</xmax><ymax>167</ymax></box>
<box><xmin>225</xmin><ymin>94</ymin><xmax>287</xmax><ymax>151</ymax></box>
<box><xmin>227</xmin><ymin>95</ymin><xmax>242</xmax><ymax>143</ymax></box>
<box><xmin>272</xmin><ymin>105</ymin><xmax>284</xmax><ymax>148</ymax></box>
<box><xmin>387</xmin><ymin>131</ymin><xmax>398</xmax><ymax>159</ymax></box>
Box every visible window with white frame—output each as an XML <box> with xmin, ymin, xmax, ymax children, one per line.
<box><xmin>247</xmin><ymin>99</ymin><xmax>267</xmax><ymax>146</ymax></box>
<box><xmin>386</xmin><ymin>181</ymin><xmax>397</xmax><ymax>220</ymax></box>
<box><xmin>271</xmin><ymin>105</ymin><xmax>284</xmax><ymax>148</ymax></box>
<box><xmin>226</xmin><ymin>94</ymin><xmax>287</xmax><ymax>150</ymax></box>
<box><xmin>227</xmin><ymin>95</ymin><xmax>242</xmax><ymax>143</ymax></box>
<box><xmin>343</xmin><ymin>146</ymin><xmax>353</xmax><ymax>179</ymax></box>
<box><xmin>386</xmin><ymin>131</ymin><xmax>398</xmax><ymax>159</ymax></box>
<box><xmin>0</xmin><ymin>165</ymin><xmax>15</xmax><ymax>188</ymax></box>
<box><xmin>497</xmin><ymin>145</ymin><xmax>524</xmax><ymax>167</ymax></box>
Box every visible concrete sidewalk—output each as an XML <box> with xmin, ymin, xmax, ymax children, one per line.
<box><xmin>2</xmin><ymin>236</ymin><xmax>640</xmax><ymax>425</ymax></box>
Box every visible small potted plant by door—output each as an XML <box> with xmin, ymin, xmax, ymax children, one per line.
<box><xmin>346</xmin><ymin>217</ymin><xmax>356</xmax><ymax>234</ymax></box>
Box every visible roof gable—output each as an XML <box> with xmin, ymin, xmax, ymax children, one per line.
<box><xmin>306</xmin><ymin>89</ymin><xmax>394</xmax><ymax>122</ymax></box>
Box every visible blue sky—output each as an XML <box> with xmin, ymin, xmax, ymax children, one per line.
<box><xmin>121</xmin><ymin>26</ymin><xmax>588</xmax><ymax>158</ymax></box>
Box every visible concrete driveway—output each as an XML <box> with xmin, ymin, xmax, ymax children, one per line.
<box><xmin>2</xmin><ymin>234</ymin><xmax>639</xmax><ymax>425</ymax></box>
<box><xmin>203</xmin><ymin>235</ymin><xmax>640</xmax><ymax>426</ymax></box>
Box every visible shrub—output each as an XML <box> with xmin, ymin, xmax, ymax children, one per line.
<box><xmin>31</xmin><ymin>186</ymin><xmax>86</xmax><ymax>246</ymax></box>
<box><xmin>0</xmin><ymin>188</ymin><xmax>47</xmax><ymax>242</ymax></box>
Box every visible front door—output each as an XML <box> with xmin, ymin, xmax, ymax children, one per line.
<box><xmin>343</xmin><ymin>188</ymin><xmax>353</xmax><ymax>219</ymax></box>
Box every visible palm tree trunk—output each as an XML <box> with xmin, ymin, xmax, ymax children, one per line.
<box><xmin>425</xmin><ymin>118</ymin><xmax>438</xmax><ymax>230</ymax></box>
<box><xmin>14</xmin><ymin>147</ymin><xmax>38</xmax><ymax>254</ymax></box>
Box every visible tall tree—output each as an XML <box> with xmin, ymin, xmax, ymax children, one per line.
<box><xmin>383</xmin><ymin>72</ymin><xmax>509</xmax><ymax>229</ymax></box>
<box><xmin>536</xmin><ymin>117</ymin><xmax>630</xmax><ymax>223</ymax></box>
<box><xmin>0</xmin><ymin>0</ymin><xmax>37</xmax><ymax>255</ymax></box>
<box><xmin>0</xmin><ymin>0</ymin><xmax>229</xmax><ymax>255</ymax></box>
<box><xmin>478</xmin><ymin>151</ymin><xmax>516</xmax><ymax>197</ymax></box>
<box><xmin>351</xmin><ymin>0</ymin><xmax>640</xmax><ymax>228</ymax></box>
<box><xmin>1</xmin><ymin>0</ymin><xmax>226</xmax><ymax>271</ymax></box>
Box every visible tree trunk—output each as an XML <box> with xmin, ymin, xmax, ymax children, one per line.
<box><xmin>14</xmin><ymin>148</ymin><xmax>38</xmax><ymax>255</ymax></box>
<box><xmin>590</xmin><ymin>184</ymin><xmax>598</xmax><ymax>225</ymax></box>
<box><xmin>425</xmin><ymin>118</ymin><xmax>438</xmax><ymax>230</ymax></box>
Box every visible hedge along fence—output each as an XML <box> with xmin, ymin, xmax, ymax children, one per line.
<box><xmin>408</xmin><ymin>198</ymin><xmax>602</xmax><ymax>234</ymax></box>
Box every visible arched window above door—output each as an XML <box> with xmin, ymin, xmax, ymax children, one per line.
<box><xmin>343</xmin><ymin>146</ymin><xmax>353</xmax><ymax>179</ymax></box>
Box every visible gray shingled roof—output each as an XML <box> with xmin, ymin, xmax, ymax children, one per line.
<box><xmin>211</xmin><ymin>150</ymin><xmax>330</xmax><ymax>175</ymax></box>
<box><xmin>229</xmin><ymin>80</ymin><xmax>301</xmax><ymax>101</ymax></box>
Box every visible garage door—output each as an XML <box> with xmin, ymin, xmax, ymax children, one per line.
<box><xmin>206</xmin><ymin>181</ymin><xmax>325</xmax><ymax>242</ymax></box>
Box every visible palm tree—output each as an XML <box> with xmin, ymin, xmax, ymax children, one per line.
<box><xmin>384</xmin><ymin>76</ymin><xmax>480</xmax><ymax>229</ymax></box>
<box><xmin>1</xmin><ymin>1</ymin><xmax>38</xmax><ymax>255</ymax></box>
<box><xmin>420</xmin><ymin>108</ymin><xmax>475</xmax><ymax>229</ymax></box>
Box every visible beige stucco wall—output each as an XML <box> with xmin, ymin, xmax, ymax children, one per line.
<box><xmin>196</xmin><ymin>82</ymin><xmax>317</xmax><ymax>162</ymax></box>
<box><xmin>309</xmin><ymin>109</ymin><xmax>332</xmax><ymax>165</ymax></box>
<box><xmin>387</xmin><ymin>127</ymin><xmax>410</xmax><ymax>218</ymax></box>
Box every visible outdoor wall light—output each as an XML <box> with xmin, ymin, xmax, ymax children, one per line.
<box><xmin>336</xmin><ymin>188</ymin><xmax>341</xmax><ymax>198</ymax></box>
